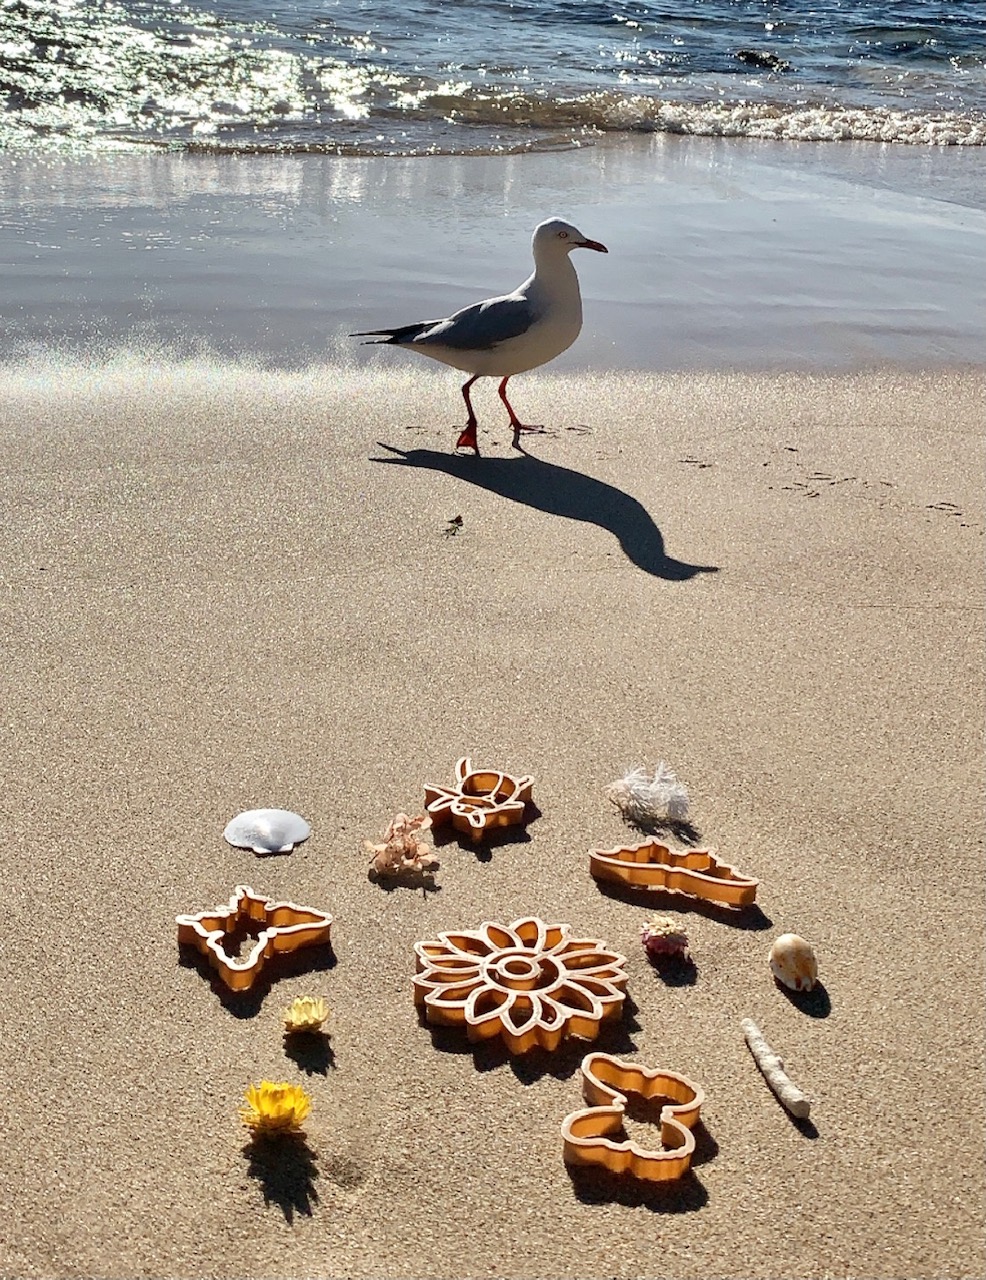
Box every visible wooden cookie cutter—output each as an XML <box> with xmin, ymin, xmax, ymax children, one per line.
<box><xmin>176</xmin><ymin>884</ymin><xmax>333</xmax><ymax>992</ymax></box>
<box><xmin>424</xmin><ymin>757</ymin><xmax>534</xmax><ymax>843</ymax></box>
<box><xmin>561</xmin><ymin>1052</ymin><xmax>705</xmax><ymax>1182</ymax></box>
<box><xmin>590</xmin><ymin>838</ymin><xmax>758</xmax><ymax>908</ymax></box>
<box><xmin>414</xmin><ymin>916</ymin><xmax>628</xmax><ymax>1055</ymax></box>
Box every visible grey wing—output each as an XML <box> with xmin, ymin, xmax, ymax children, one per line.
<box><xmin>415</xmin><ymin>293</ymin><xmax>535</xmax><ymax>351</ymax></box>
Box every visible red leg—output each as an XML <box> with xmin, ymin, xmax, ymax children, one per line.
<box><xmin>456</xmin><ymin>375</ymin><xmax>481</xmax><ymax>453</ymax></box>
<box><xmin>498</xmin><ymin>377</ymin><xmax>543</xmax><ymax>449</ymax></box>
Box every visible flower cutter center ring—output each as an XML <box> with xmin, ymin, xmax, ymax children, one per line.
<box><xmin>483</xmin><ymin>950</ymin><xmax>563</xmax><ymax>992</ymax></box>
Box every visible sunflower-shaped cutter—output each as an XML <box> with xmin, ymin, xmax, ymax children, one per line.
<box><xmin>414</xmin><ymin>916</ymin><xmax>628</xmax><ymax>1054</ymax></box>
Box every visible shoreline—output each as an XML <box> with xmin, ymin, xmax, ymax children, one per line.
<box><xmin>1</xmin><ymin>135</ymin><xmax>984</xmax><ymax>376</ymax></box>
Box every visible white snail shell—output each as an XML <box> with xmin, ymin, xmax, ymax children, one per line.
<box><xmin>769</xmin><ymin>933</ymin><xmax>818</xmax><ymax>992</ymax></box>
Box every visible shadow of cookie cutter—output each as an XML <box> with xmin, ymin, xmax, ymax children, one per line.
<box><xmin>414</xmin><ymin>916</ymin><xmax>628</xmax><ymax>1054</ymax></box>
<box><xmin>590</xmin><ymin>839</ymin><xmax>758</xmax><ymax>907</ymax></box>
<box><xmin>424</xmin><ymin>757</ymin><xmax>534</xmax><ymax>843</ymax></box>
<box><xmin>176</xmin><ymin>884</ymin><xmax>333</xmax><ymax>992</ymax></box>
<box><xmin>561</xmin><ymin>1052</ymin><xmax>705</xmax><ymax>1182</ymax></box>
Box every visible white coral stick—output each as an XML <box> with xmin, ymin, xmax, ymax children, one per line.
<box><xmin>741</xmin><ymin>1018</ymin><xmax>811</xmax><ymax>1120</ymax></box>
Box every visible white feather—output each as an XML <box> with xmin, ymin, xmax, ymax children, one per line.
<box><xmin>606</xmin><ymin>762</ymin><xmax>689</xmax><ymax>826</ymax></box>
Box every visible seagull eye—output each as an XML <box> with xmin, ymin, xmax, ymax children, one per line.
<box><xmin>558</xmin><ymin>229</ymin><xmax>568</xmax><ymax>239</ymax></box>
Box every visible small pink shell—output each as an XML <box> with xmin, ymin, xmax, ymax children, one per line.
<box><xmin>769</xmin><ymin>933</ymin><xmax>818</xmax><ymax>991</ymax></box>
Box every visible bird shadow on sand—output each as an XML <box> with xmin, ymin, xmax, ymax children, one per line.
<box><xmin>594</xmin><ymin>878</ymin><xmax>773</xmax><ymax>931</ymax></box>
<box><xmin>372</xmin><ymin>443</ymin><xmax>719</xmax><ymax>581</ymax></box>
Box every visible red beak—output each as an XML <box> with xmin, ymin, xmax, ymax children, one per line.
<box><xmin>578</xmin><ymin>238</ymin><xmax>608</xmax><ymax>253</ymax></box>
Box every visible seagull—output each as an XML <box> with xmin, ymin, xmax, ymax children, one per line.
<box><xmin>352</xmin><ymin>217</ymin><xmax>607</xmax><ymax>454</ymax></box>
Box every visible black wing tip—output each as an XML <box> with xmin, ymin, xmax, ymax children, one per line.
<box><xmin>350</xmin><ymin>321</ymin><xmax>436</xmax><ymax>344</ymax></box>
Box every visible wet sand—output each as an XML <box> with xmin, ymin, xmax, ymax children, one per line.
<box><xmin>0</xmin><ymin>354</ymin><xmax>983</xmax><ymax>1279</ymax></box>
<box><xmin>2</xmin><ymin>136</ymin><xmax>985</xmax><ymax>373</ymax></box>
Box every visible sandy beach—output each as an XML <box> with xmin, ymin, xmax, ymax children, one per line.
<box><xmin>0</xmin><ymin>138</ymin><xmax>984</xmax><ymax>1280</ymax></box>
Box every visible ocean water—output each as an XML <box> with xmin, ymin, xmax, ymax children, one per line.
<box><xmin>1</xmin><ymin>0</ymin><xmax>984</xmax><ymax>154</ymax></box>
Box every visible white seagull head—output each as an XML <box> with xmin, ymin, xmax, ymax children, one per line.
<box><xmin>532</xmin><ymin>217</ymin><xmax>608</xmax><ymax>258</ymax></box>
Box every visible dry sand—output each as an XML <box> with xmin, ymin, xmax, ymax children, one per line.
<box><xmin>0</xmin><ymin>360</ymin><xmax>983</xmax><ymax>1280</ymax></box>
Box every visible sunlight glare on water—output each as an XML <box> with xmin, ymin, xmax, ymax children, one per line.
<box><xmin>0</xmin><ymin>0</ymin><xmax>984</xmax><ymax>153</ymax></box>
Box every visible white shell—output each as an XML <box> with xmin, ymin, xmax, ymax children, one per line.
<box><xmin>769</xmin><ymin>933</ymin><xmax>818</xmax><ymax>992</ymax></box>
<box><xmin>223</xmin><ymin>808</ymin><xmax>311</xmax><ymax>854</ymax></box>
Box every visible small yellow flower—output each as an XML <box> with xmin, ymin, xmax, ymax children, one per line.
<box><xmin>282</xmin><ymin>995</ymin><xmax>329</xmax><ymax>1034</ymax></box>
<box><xmin>240</xmin><ymin>1081</ymin><xmax>312</xmax><ymax>1134</ymax></box>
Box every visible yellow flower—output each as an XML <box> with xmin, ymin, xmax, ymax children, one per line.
<box><xmin>240</xmin><ymin>1081</ymin><xmax>312</xmax><ymax>1134</ymax></box>
<box><xmin>282</xmin><ymin>995</ymin><xmax>329</xmax><ymax>1033</ymax></box>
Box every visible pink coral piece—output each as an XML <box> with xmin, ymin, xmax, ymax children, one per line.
<box><xmin>366</xmin><ymin>813</ymin><xmax>439</xmax><ymax>883</ymax></box>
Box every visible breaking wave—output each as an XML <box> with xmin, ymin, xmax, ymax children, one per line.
<box><xmin>1</xmin><ymin>0</ymin><xmax>983</xmax><ymax>154</ymax></box>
